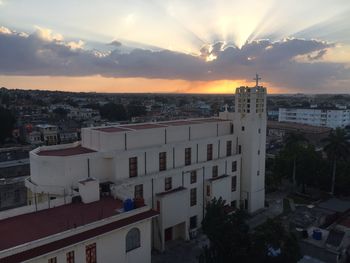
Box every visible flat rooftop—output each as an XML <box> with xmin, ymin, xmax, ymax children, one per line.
<box><xmin>37</xmin><ymin>145</ymin><xmax>96</xmax><ymax>157</ymax></box>
<box><xmin>0</xmin><ymin>197</ymin><xmax>122</xmax><ymax>251</ymax></box>
<box><xmin>268</xmin><ymin>120</ymin><xmax>332</xmax><ymax>134</ymax></box>
<box><xmin>94</xmin><ymin>118</ymin><xmax>230</xmax><ymax>133</ymax></box>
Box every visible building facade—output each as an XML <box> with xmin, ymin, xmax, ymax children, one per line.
<box><xmin>21</xmin><ymin>85</ymin><xmax>266</xmax><ymax>255</ymax></box>
<box><xmin>278</xmin><ymin>107</ymin><xmax>350</xmax><ymax>129</ymax></box>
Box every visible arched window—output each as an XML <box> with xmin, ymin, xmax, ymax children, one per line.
<box><xmin>126</xmin><ymin>228</ymin><xmax>140</xmax><ymax>252</ymax></box>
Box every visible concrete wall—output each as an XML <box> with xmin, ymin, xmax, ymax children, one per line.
<box><xmin>26</xmin><ymin>218</ymin><xmax>152</xmax><ymax>263</ymax></box>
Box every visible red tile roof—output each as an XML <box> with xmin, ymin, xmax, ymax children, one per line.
<box><xmin>1</xmin><ymin>209</ymin><xmax>158</xmax><ymax>263</ymax></box>
<box><xmin>0</xmin><ymin>197</ymin><xmax>122</xmax><ymax>251</ymax></box>
<box><xmin>120</xmin><ymin>123</ymin><xmax>166</xmax><ymax>130</ymax></box>
<box><xmin>94</xmin><ymin>118</ymin><xmax>230</xmax><ymax>133</ymax></box>
<box><xmin>94</xmin><ymin>127</ymin><xmax>130</xmax><ymax>133</ymax></box>
<box><xmin>161</xmin><ymin>120</ymin><xmax>200</xmax><ymax>126</ymax></box>
<box><xmin>37</xmin><ymin>146</ymin><xmax>96</xmax><ymax>156</ymax></box>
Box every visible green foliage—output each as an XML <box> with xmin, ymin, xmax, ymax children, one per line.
<box><xmin>0</xmin><ymin>106</ymin><xmax>16</xmax><ymax>143</ymax></box>
<box><xmin>323</xmin><ymin>128</ymin><xmax>350</xmax><ymax>194</ymax></box>
<box><xmin>251</xmin><ymin>219</ymin><xmax>300</xmax><ymax>263</ymax></box>
<box><xmin>200</xmin><ymin>198</ymin><xmax>250</xmax><ymax>263</ymax></box>
<box><xmin>99</xmin><ymin>103</ymin><xmax>127</xmax><ymax>121</ymax></box>
<box><xmin>127</xmin><ymin>104</ymin><xmax>146</xmax><ymax>118</ymax></box>
<box><xmin>200</xmin><ymin>199</ymin><xmax>301</xmax><ymax>263</ymax></box>
<box><xmin>53</xmin><ymin>107</ymin><xmax>69</xmax><ymax>118</ymax></box>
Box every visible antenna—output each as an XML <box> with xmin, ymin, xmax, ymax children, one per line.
<box><xmin>253</xmin><ymin>73</ymin><xmax>261</xmax><ymax>87</ymax></box>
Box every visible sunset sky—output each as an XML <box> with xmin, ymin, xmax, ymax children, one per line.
<box><xmin>0</xmin><ymin>0</ymin><xmax>350</xmax><ymax>94</ymax></box>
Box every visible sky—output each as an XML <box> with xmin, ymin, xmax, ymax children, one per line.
<box><xmin>0</xmin><ymin>0</ymin><xmax>350</xmax><ymax>94</ymax></box>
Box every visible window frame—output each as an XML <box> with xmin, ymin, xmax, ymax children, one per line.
<box><xmin>190</xmin><ymin>188</ymin><xmax>197</xmax><ymax>207</ymax></box>
<box><xmin>66</xmin><ymin>251</ymin><xmax>75</xmax><ymax>263</ymax></box>
<box><xmin>232</xmin><ymin>161</ymin><xmax>237</xmax><ymax>172</ymax></box>
<box><xmin>126</xmin><ymin>228</ymin><xmax>141</xmax><ymax>252</ymax></box>
<box><xmin>129</xmin><ymin>157</ymin><xmax>138</xmax><ymax>178</ymax></box>
<box><xmin>212</xmin><ymin>165</ymin><xmax>218</xmax><ymax>178</ymax></box>
<box><xmin>190</xmin><ymin>170</ymin><xmax>197</xmax><ymax>184</ymax></box>
<box><xmin>207</xmin><ymin>144</ymin><xmax>213</xmax><ymax>161</ymax></box>
<box><xmin>231</xmin><ymin>176</ymin><xmax>237</xmax><ymax>192</ymax></box>
<box><xmin>85</xmin><ymin>243</ymin><xmax>97</xmax><ymax>263</ymax></box>
<box><xmin>134</xmin><ymin>184</ymin><xmax>143</xmax><ymax>199</ymax></box>
<box><xmin>165</xmin><ymin>177</ymin><xmax>172</xmax><ymax>191</ymax></box>
<box><xmin>185</xmin><ymin>147</ymin><xmax>191</xmax><ymax>166</ymax></box>
<box><xmin>226</xmin><ymin>141</ymin><xmax>232</xmax><ymax>157</ymax></box>
<box><xmin>159</xmin><ymin>152</ymin><xmax>167</xmax><ymax>171</ymax></box>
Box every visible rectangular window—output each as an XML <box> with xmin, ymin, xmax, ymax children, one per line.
<box><xmin>190</xmin><ymin>215</ymin><xmax>197</xmax><ymax>229</ymax></box>
<box><xmin>165</xmin><ymin>177</ymin><xmax>172</xmax><ymax>191</ymax></box>
<box><xmin>242</xmin><ymin>126</ymin><xmax>245</xmax><ymax>131</ymax></box>
<box><xmin>190</xmin><ymin>188</ymin><xmax>197</xmax><ymax>206</ymax></box>
<box><xmin>230</xmin><ymin>123</ymin><xmax>234</xmax><ymax>134</ymax></box>
<box><xmin>48</xmin><ymin>258</ymin><xmax>57</xmax><ymax>263</ymax></box>
<box><xmin>232</xmin><ymin>161</ymin><xmax>237</xmax><ymax>172</ymax></box>
<box><xmin>190</xmin><ymin>170</ymin><xmax>197</xmax><ymax>184</ymax></box>
<box><xmin>185</xmin><ymin>148</ymin><xmax>191</xmax><ymax>166</ymax></box>
<box><xmin>86</xmin><ymin>243</ymin><xmax>97</xmax><ymax>263</ymax></box>
<box><xmin>206</xmin><ymin>185</ymin><xmax>210</xmax><ymax>196</ymax></box>
<box><xmin>129</xmin><ymin>157</ymin><xmax>138</xmax><ymax>178</ymax></box>
<box><xmin>226</xmin><ymin>141</ymin><xmax>232</xmax><ymax>156</ymax></box>
<box><xmin>238</xmin><ymin>145</ymin><xmax>242</xmax><ymax>154</ymax></box>
<box><xmin>207</xmin><ymin>144</ymin><xmax>213</xmax><ymax>161</ymax></box>
<box><xmin>257</xmin><ymin>170</ymin><xmax>260</xmax><ymax>176</ymax></box>
<box><xmin>159</xmin><ymin>152</ymin><xmax>167</xmax><ymax>171</ymax></box>
<box><xmin>212</xmin><ymin>165</ymin><xmax>218</xmax><ymax>178</ymax></box>
<box><xmin>66</xmin><ymin>251</ymin><xmax>75</xmax><ymax>263</ymax></box>
<box><xmin>134</xmin><ymin>184</ymin><xmax>143</xmax><ymax>199</ymax></box>
<box><xmin>232</xmin><ymin>176</ymin><xmax>237</xmax><ymax>192</ymax></box>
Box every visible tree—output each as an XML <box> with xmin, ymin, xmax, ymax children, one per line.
<box><xmin>127</xmin><ymin>104</ymin><xmax>146</xmax><ymax>119</ymax></box>
<box><xmin>296</xmin><ymin>144</ymin><xmax>322</xmax><ymax>193</ymax></box>
<box><xmin>0</xmin><ymin>106</ymin><xmax>16</xmax><ymax>143</ymax></box>
<box><xmin>323</xmin><ymin>128</ymin><xmax>350</xmax><ymax>195</ymax></box>
<box><xmin>53</xmin><ymin>107</ymin><xmax>69</xmax><ymax>119</ymax></box>
<box><xmin>284</xmin><ymin>133</ymin><xmax>307</xmax><ymax>190</ymax></box>
<box><xmin>200</xmin><ymin>198</ymin><xmax>250</xmax><ymax>263</ymax></box>
<box><xmin>200</xmin><ymin>199</ymin><xmax>300</xmax><ymax>263</ymax></box>
<box><xmin>251</xmin><ymin>219</ymin><xmax>300</xmax><ymax>263</ymax></box>
<box><xmin>99</xmin><ymin>103</ymin><xmax>127</xmax><ymax>121</ymax></box>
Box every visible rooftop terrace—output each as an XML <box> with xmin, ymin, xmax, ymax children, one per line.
<box><xmin>0</xmin><ymin>197</ymin><xmax>122</xmax><ymax>251</ymax></box>
<box><xmin>37</xmin><ymin>145</ymin><xmax>96</xmax><ymax>157</ymax></box>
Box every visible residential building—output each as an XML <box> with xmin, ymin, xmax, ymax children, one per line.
<box><xmin>36</xmin><ymin>124</ymin><xmax>59</xmax><ymax>145</ymax></box>
<box><xmin>278</xmin><ymin>107</ymin><xmax>350</xmax><ymax>129</ymax></box>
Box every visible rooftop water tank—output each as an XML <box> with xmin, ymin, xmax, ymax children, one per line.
<box><xmin>123</xmin><ymin>198</ymin><xmax>134</xmax><ymax>212</ymax></box>
<box><xmin>312</xmin><ymin>229</ymin><xmax>322</xmax><ymax>240</ymax></box>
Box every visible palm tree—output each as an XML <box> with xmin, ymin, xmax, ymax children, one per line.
<box><xmin>323</xmin><ymin>128</ymin><xmax>350</xmax><ymax>195</ymax></box>
<box><xmin>284</xmin><ymin>133</ymin><xmax>307</xmax><ymax>191</ymax></box>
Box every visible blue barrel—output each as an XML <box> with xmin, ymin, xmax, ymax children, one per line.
<box><xmin>312</xmin><ymin>229</ymin><xmax>322</xmax><ymax>240</ymax></box>
<box><xmin>123</xmin><ymin>198</ymin><xmax>134</xmax><ymax>212</ymax></box>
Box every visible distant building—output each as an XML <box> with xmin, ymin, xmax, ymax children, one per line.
<box><xmin>0</xmin><ymin>176</ymin><xmax>27</xmax><ymax>211</ymax></box>
<box><xmin>36</xmin><ymin>124</ymin><xmax>58</xmax><ymax>145</ymax></box>
<box><xmin>278</xmin><ymin>107</ymin><xmax>350</xmax><ymax>129</ymax></box>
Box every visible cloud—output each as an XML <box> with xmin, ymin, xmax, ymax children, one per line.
<box><xmin>108</xmin><ymin>40</ymin><xmax>122</xmax><ymax>47</ymax></box>
<box><xmin>0</xmin><ymin>26</ymin><xmax>349</xmax><ymax>92</ymax></box>
<box><xmin>0</xmin><ymin>26</ymin><xmax>11</xmax><ymax>34</ymax></box>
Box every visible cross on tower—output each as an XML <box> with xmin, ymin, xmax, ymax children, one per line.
<box><xmin>253</xmin><ymin>73</ymin><xmax>261</xmax><ymax>87</ymax></box>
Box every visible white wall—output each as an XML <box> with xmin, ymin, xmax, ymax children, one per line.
<box><xmin>26</xmin><ymin>218</ymin><xmax>152</xmax><ymax>263</ymax></box>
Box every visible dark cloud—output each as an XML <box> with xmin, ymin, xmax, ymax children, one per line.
<box><xmin>108</xmin><ymin>40</ymin><xmax>122</xmax><ymax>47</ymax></box>
<box><xmin>0</xmin><ymin>27</ymin><xmax>349</xmax><ymax>92</ymax></box>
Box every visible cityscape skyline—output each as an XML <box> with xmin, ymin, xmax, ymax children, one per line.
<box><xmin>0</xmin><ymin>0</ymin><xmax>350</xmax><ymax>93</ymax></box>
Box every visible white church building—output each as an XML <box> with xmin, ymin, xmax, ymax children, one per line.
<box><xmin>0</xmin><ymin>83</ymin><xmax>267</xmax><ymax>263</ymax></box>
